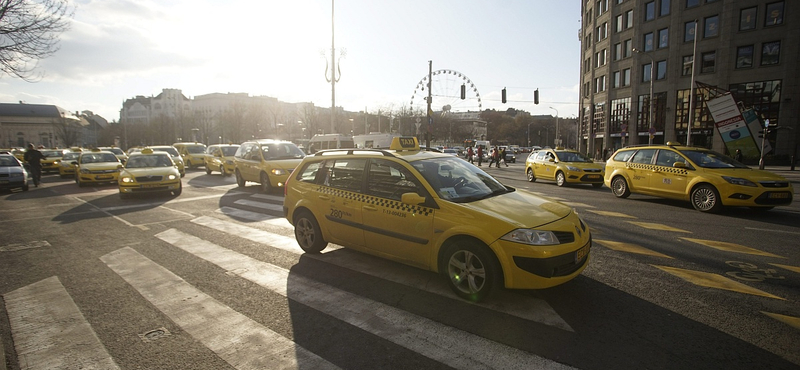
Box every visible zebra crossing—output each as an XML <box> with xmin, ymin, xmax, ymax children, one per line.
<box><xmin>3</xmin><ymin>192</ymin><xmax>576</xmax><ymax>370</ymax></box>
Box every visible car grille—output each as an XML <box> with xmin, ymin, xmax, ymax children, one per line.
<box><xmin>553</xmin><ymin>231</ymin><xmax>575</xmax><ymax>244</ymax></box>
<box><xmin>583</xmin><ymin>168</ymin><xmax>602</xmax><ymax>173</ymax></box>
<box><xmin>513</xmin><ymin>238</ymin><xmax>592</xmax><ymax>278</ymax></box>
<box><xmin>136</xmin><ymin>175</ymin><xmax>163</xmax><ymax>182</ymax></box>
<box><xmin>90</xmin><ymin>169</ymin><xmax>118</xmax><ymax>174</ymax></box>
<box><xmin>759</xmin><ymin>181</ymin><xmax>789</xmax><ymax>188</ymax></box>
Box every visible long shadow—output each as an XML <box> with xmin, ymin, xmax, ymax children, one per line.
<box><xmin>51</xmin><ymin>191</ymin><xmax>177</xmax><ymax>224</ymax></box>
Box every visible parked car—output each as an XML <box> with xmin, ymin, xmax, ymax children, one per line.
<box><xmin>0</xmin><ymin>153</ymin><xmax>29</xmax><ymax>191</ymax></box>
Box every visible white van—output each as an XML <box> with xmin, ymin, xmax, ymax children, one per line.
<box><xmin>307</xmin><ymin>134</ymin><xmax>355</xmax><ymax>154</ymax></box>
<box><xmin>353</xmin><ymin>132</ymin><xmax>401</xmax><ymax>149</ymax></box>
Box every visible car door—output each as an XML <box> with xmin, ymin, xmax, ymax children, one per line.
<box><xmin>318</xmin><ymin>158</ymin><xmax>367</xmax><ymax>248</ymax></box>
<box><xmin>361</xmin><ymin>159</ymin><xmax>435</xmax><ymax>268</ymax></box>
<box><xmin>650</xmin><ymin>149</ymin><xmax>690</xmax><ymax>198</ymax></box>
<box><xmin>538</xmin><ymin>151</ymin><xmax>558</xmax><ymax>181</ymax></box>
<box><xmin>532</xmin><ymin>151</ymin><xmax>548</xmax><ymax>178</ymax></box>
<box><xmin>626</xmin><ymin>149</ymin><xmax>657</xmax><ymax>192</ymax></box>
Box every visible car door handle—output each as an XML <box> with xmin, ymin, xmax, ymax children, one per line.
<box><xmin>363</xmin><ymin>205</ymin><xmax>377</xmax><ymax>212</ymax></box>
<box><xmin>318</xmin><ymin>195</ymin><xmax>331</xmax><ymax>201</ymax></box>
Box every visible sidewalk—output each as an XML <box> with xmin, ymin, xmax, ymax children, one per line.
<box><xmin>768</xmin><ymin>166</ymin><xmax>800</xmax><ymax>183</ymax></box>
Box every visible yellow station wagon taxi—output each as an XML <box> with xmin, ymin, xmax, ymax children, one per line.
<box><xmin>58</xmin><ymin>151</ymin><xmax>81</xmax><ymax>178</ymax></box>
<box><xmin>234</xmin><ymin>139</ymin><xmax>305</xmax><ymax>192</ymax></box>
<box><xmin>74</xmin><ymin>150</ymin><xmax>121</xmax><ymax>187</ymax></box>
<box><xmin>284</xmin><ymin>137</ymin><xmax>592</xmax><ymax>302</ymax></box>
<box><xmin>604</xmin><ymin>143</ymin><xmax>794</xmax><ymax>212</ymax></box>
<box><xmin>204</xmin><ymin>144</ymin><xmax>239</xmax><ymax>176</ymax></box>
<box><xmin>118</xmin><ymin>148</ymin><xmax>182</xmax><ymax>199</ymax></box>
<box><xmin>525</xmin><ymin>148</ymin><xmax>605</xmax><ymax>187</ymax></box>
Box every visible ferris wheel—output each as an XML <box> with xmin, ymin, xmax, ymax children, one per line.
<box><xmin>409</xmin><ymin>69</ymin><xmax>482</xmax><ymax>116</ymax></box>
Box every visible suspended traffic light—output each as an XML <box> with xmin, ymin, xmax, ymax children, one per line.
<box><xmin>502</xmin><ymin>88</ymin><xmax>507</xmax><ymax>104</ymax></box>
<box><xmin>460</xmin><ymin>84</ymin><xmax>466</xmax><ymax>100</ymax></box>
<box><xmin>534</xmin><ymin>89</ymin><xmax>539</xmax><ymax>105</ymax></box>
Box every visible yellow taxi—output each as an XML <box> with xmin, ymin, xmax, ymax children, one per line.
<box><xmin>234</xmin><ymin>139</ymin><xmax>305</xmax><ymax>192</ymax></box>
<box><xmin>283</xmin><ymin>137</ymin><xmax>591</xmax><ymax>302</ymax></box>
<box><xmin>148</xmin><ymin>145</ymin><xmax>185</xmax><ymax>177</ymax></box>
<box><xmin>58</xmin><ymin>151</ymin><xmax>82</xmax><ymax>178</ymax></box>
<box><xmin>204</xmin><ymin>144</ymin><xmax>239</xmax><ymax>176</ymax></box>
<box><xmin>11</xmin><ymin>148</ymin><xmax>26</xmax><ymax>162</ymax></box>
<box><xmin>173</xmin><ymin>142</ymin><xmax>207</xmax><ymax>169</ymax></box>
<box><xmin>99</xmin><ymin>147</ymin><xmax>128</xmax><ymax>165</ymax></box>
<box><xmin>39</xmin><ymin>149</ymin><xmax>67</xmax><ymax>173</ymax></box>
<box><xmin>74</xmin><ymin>149</ymin><xmax>121</xmax><ymax>187</ymax></box>
<box><xmin>604</xmin><ymin>142</ymin><xmax>794</xmax><ymax>212</ymax></box>
<box><xmin>525</xmin><ymin>148</ymin><xmax>605</xmax><ymax>187</ymax></box>
<box><xmin>118</xmin><ymin>148</ymin><xmax>182</xmax><ymax>199</ymax></box>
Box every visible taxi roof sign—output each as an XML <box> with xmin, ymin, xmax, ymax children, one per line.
<box><xmin>389</xmin><ymin>137</ymin><xmax>419</xmax><ymax>151</ymax></box>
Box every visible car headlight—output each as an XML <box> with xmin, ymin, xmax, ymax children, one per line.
<box><xmin>500</xmin><ymin>229</ymin><xmax>560</xmax><ymax>245</ymax></box>
<box><xmin>121</xmin><ymin>177</ymin><xmax>134</xmax><ymax>183</ymax></box>
<box><xmin>167</xmin><ymin>174</ymin><xmax>177</xmax><ymax>180</ymax></box>
<box><xmin>566</xmin><ymin>166</ymin><xmax>580</xmax><ymax>172</ymax></box>
<box><xmin>80</xmin><ymin>168</ymin><xmax>91</xmax><ymax>173</ymax></box>
<box><xmin>53</xmin><ymin>160</ymin><xmax>60</xmax><ymax>165</ymax></box>
<box><xmin>722</xmin><ymin>176</ymin><xmax>757</xmax><ymax>187</ymax></box>
<box><xmin>271</xmin><ymin>168</ymin><xmax>287</xmax><ymax>176</ymax></box>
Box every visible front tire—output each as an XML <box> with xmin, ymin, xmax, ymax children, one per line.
<box><xmin>205</xmin><ymin>166</ymin><xmax>212</xmax><ymax>175</ymax></box>
<box><xmin>556</xmin><ymin>172</ymin><xmax>567</xmax><ymax>187</ymax></box>
<box><xmin>235</xmin><ymin>170</ymin><xmax>245</xmax><ymax>187</ymax></box>
<box><xmin>611</xmin><ymin>176</ymin><xmax>630</xmax><ymax>198</ymax></box>
<box><xmin>441</xmin><ymin>241</ymin><xmax>501</xmax><ymax>302</ymax></box>
<box><xmin>260</xmin><ymin>172</ymin><xmax>271</xmax><ymax>193</ymax></box>
<box><xmin>526</xmin><ymin>168</ymin><xmax>536</xmax><ymax>182</ymax></box>
<box><xmin>293</xmin><ymin>211</ymin><xmax>327</xmax><ymax>253</ymax></box>
<box><xmin>691</xmin><ymin>184</ymin><xmax>722</xmax><ymax>213</ymax></box>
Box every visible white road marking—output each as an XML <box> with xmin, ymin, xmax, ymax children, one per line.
<box><xmin>155</xmin><ymin>229</ymin><xmax>574</xmax><ymax>370</ymax></box>
<box><xmin>234</xmin><ymin>199</ymin><xmax>284</xmax><ymax>212</ymax></box>
<box><xmin>4</xmin><ymin>277</ymin><xmax>120</xmax><ymax>370</ymax></box>
<box><xmin>101</xmin><ymin>247</ymin><xmax>338</xmax><ymax>370</ymax></box>
<box><xmin>217</xmin><ymin>207</ymin><xmax>293</xmax><ymax>229</ymax></box>
<box><xmin>189</xmin><ymin>216</ymin><xmax>573</xmax><ymax>331</ymax></box>
<box><xmin>250</xmin><ymin>193</ymin><xmax>285</xmax><ymax>202</ymax></box>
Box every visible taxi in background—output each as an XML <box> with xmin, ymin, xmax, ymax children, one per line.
<box><xmin>118</xmin><ymin>148</ymin><xmax>182</xmax><ymax>199</ymax></box>
<box><xmin>73</xmin><ymin>149</ymin><xmax>121</xmax><ymax>187</ymax></box>
<box><xmin>40</xmin><ymin>149</ymin><xmax>67</xmax><ymax>173</ymax></box>
<box><xmin>149</xmin><ymin>145</ymin><xmax>185</xmax><ymax>177</ymax></box>
<box><xmin>234</xmin><ymin>139</ymin><xmax>305</xmax><ymax>192</ymax></box>
<box><xmin>604</xmin><ymin>142</ymin><xmax>794</xmax><ymax>212</ymax></box>
<box><xmin>11</xmin><ymin>148</ymin><xmax>26</xmax><ymax>162</ymax></box>
<box><xmin>58</xmin><ymin>151</ymin><xmax>82</xmax><ymax>178</ymax></box>
<box><xmin>0</xmin><ymin>152</ymin><xmax>29</xmax><ymax>192</ymax></box>
<box><xmin>525</xmin><ymin>147</ymin><xmax>604</xmax><ymax>187</ymax></box>
<box><xmin>204</xmin><ymin>144</ymin><xmax>239</xmax><ymax>176</ymax></box>
<box><xmin>173</xmin><ymin>142</ymin><xmax>207</xmax><ymax>169</ymax></box>
<box><xmin>283</xmin><ymin>137</ymin><xmax>591</xmax><ymax>302</ymax></box>
<box><xmin>99</xmin><ymin>147</ymin><xmax>128</xmax><ymax>165</ymax></box>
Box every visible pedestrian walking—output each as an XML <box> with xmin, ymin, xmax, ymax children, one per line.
<box><xmin>466</xmin><ymin>146</ymin><xmax>474</xmax><ymax>164</ymax></box>
<box><xmin>23</xmin><ymin>143</ymin><xmax>44</xmax><ymax>187</ymax></box>
<box><xmin>500</xmin><ymin>147</ymin><xmax>509</xmax><ymax>167</ymax></box>
<box><xmin>476</xmin><ymin>146</ymin><xmax>483</xmax><ymax>166</ymax></box>
<box><xmin>492</xmin><ymin>146</ymin><xmax>501</xmax><ymax>168</ymax></box>
<box><xmin>734</xmin><ymin>149</ymin><xmax>743</xmax><ymax>162</ymax></box>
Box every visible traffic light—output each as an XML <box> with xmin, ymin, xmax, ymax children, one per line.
<box><xmin>534</xmin><ymin>89</ymin><xmax>539</xmax><ymax>105</ymax></box>
<box><xmin>460</xmin><ymin>84</ymin><xmax>466</xmax><ymax>100</ymax></box>
<box><xmin>501</xmin><ymin>88</ymin><xmax>507</xmax><ymax>104</ymax></box>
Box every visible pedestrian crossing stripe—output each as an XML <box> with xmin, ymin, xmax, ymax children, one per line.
<box><xmin>680</xmin><ymin>238</ymin><xmax>784</xmax><ymax>258</ymax></box>
<box><xmin>628</xmin><ymin>221</ymin><xmax>691</xmax><ymax>233</ymax></box>
<box><xmin>651</xmin><ymin>265</ymin><xmax>784</xmax><ymax>300</ymax></box>
<box><xmin>594</xmin><ymin>239</ymin><xmax>673</xmax><ymax>259</ymax></box>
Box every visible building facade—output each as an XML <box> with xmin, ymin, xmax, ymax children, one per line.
<box><xmin>579</xmin><ymin>0</ymin><xmax>798</xmax><ymax>162</ymax></box>
<box><xmin>0</xmin><ymin>104</ymin><xmax>91</xmax><ymax>148</ymax></box>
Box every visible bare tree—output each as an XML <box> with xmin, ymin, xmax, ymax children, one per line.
<box><xmin>0</xmin><ymin>0</ymin><xmax>75</xmax><ymax>81</ymax></box>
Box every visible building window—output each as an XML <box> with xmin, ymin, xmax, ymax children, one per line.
<box><xmin>740</xmin><ymin>7</ymin><xmax>757</xmax><ymax>31</ymax></box>
<box><xmin>584</xmin><ymin>82</ymin><xmax>591</xmax><ymax>97</ymax></box>
<box><xmin>596</xmin><ymin>23</ymin><xmax>608</xmax><ymax>41</ymax></box>
<box><xmin>704</xmin><ymin>15</ymin><xmax>719</xmax><ymax>38</ymax></box>
<box><xmin>623</xmin><ymin>68</ymin><xmax>631</xmax><ymax>86</ymax></box>
<box><xmin>615</xmin><ymin>15</ymin><xmax>624</xmax><ymax>33</ymax></box>
<box><xmin>659</xmin><ymin>0</ymin><xmax>670</xmax><ymax>16</ymax></box>
<box><xmin>644</xmin><ymin>32</ymin><xmax>654</xmax><ymax>51</ymax></box>
<box><xmin>596</xmin><ymin>0</ymin><xmax>608</xmax><ymax>16</ymax></box>
<box><xmin>701</xmin><ymin>51</ymin><xmax>716</xmax><ymax>73</ymax></box>
<box><xmin>736</xmin><ymin>45</ymin><xmax>754</xmax><ymax>69</ymax></box>
<box><xmin>624</xmin><ymin>39</ymin><xmax>633</xmax><ymax>58</ymax></box>
<box><xmin>613</xmin><ymin>71</ymin><xmax>621</xmax><ymax>88</ymax></box>
<box><xmin>761</xmin><ymin>41</ymin><xmax>781</xmax><ymax>65</ymax></box>
<box><xmin>645</xmin><ymin>2</ymin><xmax>655</xmax><ymax>21</ymax></box>
<box><xmin>675</xmin><ymin>88</ymin><xmax>713</xmax><ymax>131</ymax></box>
<box><xmin>765</xmin><ymin>2</ymin><xmax>784</xmax><ymax>26</ymax></box>
<box><xmin>686</xmin><ymin>0</ymin><xmax>699</xmax><ymax>8</ymax></box>
<box><xmin>614</xmin><ymin>42</ymin><xmax>623</xmax><ymax>60</ymax></box>
<box><xmin>684</xmin><ymin>21</ymin><xmax>696</xmax><ymax>42</ymax></box>
<box><xmin>585</xmin><ymin>58</ymin><xmax>591</xmax><ymax>73</ymax></box>
<box><xmin>656</xmin><ymin>60</ymin><xmax>667</xmax><ymax>80</ymax></box>
<box><xmin>643</xmin><ymin>63</ymin><xmax>652</xmax><ymax>82</ymax></box>
<box><xmin>729</xmin><ymin>80</ymin><xmax>782</xmax><ymax>128</ymax></box>
<box><xmin>595</xmin><ymin>49</ymin><xmax>607</xmax><ymax>67</ymax></box>
<box><xmin>682</xmin><ymin>55</ymin><xmax>693</xmax><ymax>76</ymax></box>
<box><xmin>658</xmin><ymin>28</ymin><xmax>669</xmax><ymax>48</ymax></box>
<box><xmin>610</xmin><ymin>97</ymin><xmax>631</xmax><ymax>134</ymax></box>
<box><xmin>625</xmin><ymin>10</ymin><xmax>634</xmax><ymax>29</ymax></box>
<box><xmin>595</xmin><ymin>76</ymin><xmax>606</xmax><ymax>93</ymax></box>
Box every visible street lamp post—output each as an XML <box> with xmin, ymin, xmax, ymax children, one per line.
<box><xmin>527</xmin><ymin>122</ymin><xmax>532</xmax><ymax>147</ymax></box>
<box><xmin>549</xmin><ymin>107</ymin><xmax>559</xmax><ymax>146</ymax></box>
<box><xmin>633</xmin><ymin>48</ymin><xmax>655</xmax><ymax>145</ymax></box>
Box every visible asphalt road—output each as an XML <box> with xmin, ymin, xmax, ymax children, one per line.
<box><xmin>1</xmin><ymin>164</ymin><xmax>798</xmax><ymax>370</ymax></box>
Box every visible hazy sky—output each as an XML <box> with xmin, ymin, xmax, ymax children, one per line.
<box><xmin>1</xmin><ymin>0</ymin><xmax>582</xmax><ymax>122</ymax></box>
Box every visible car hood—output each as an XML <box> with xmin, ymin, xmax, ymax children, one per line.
<box><xmin>271</xmin><ymin>158</ymin><xmax>303</xmax><ymax>170</ymax></box>
<box><xmin>81</xmin><ymin>162</ymin><xmax>120</xmax><ymax>171</ymax></box>
<box><xmin>705</xmin><ymin>168</ymin><xmax>790</xmax><ymax>182</ymax></box>
<box><xmin>122</xmin><ymin>167</ymin><xmax>180</xmax><ymax>177</ymax></box>
<box><xmin>462</xmin><ymin>189</ymin><xmax>572</xmax><ymax>228</ymax></box>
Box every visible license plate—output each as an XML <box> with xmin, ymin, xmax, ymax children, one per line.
<box><xmin>142</xmin><ymin>184</ymin><xmax>161</xmax><ymax>188</ymax></box>
<box><xmin>97</xmin><ymin>175</ymin><xmax>113</xmax><ymax>180</ymax></box>
<box><xmin>768</xmin><ymin>192</ymin><xmax>789</xmax><ymax>199</ymax></box>
<box><xmin>586</xmin><ymin>175</ymin><xmax>601</xmax><ymax>179</ymax></box>
<box><xmin>575</xmin><ymin>244</ymin><xmax>590</xmax><ymax>263</ymax></box>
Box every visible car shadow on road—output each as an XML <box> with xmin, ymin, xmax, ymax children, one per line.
<box><xmin>50</xmin><ymin>191</ymin><xmax>178</xmax><ymax>224</ymax></box>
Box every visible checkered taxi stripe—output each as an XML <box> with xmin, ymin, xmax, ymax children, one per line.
<box><xmin>628</xmin><ymin>163</ymin><xmax>688</xmax><ymax>175</ymax></box>
<box><xmin>317</xmin><ymin>186</ymin><xmax>432</xmax><ymax>216</ymax></box>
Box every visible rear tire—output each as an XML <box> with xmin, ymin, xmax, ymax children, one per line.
<box><xmin>293</xmin><ymin>210</ymin><xmax>328</xmax><ymax>253</ymax></box>
<box><xmin>611</xmin><ymin>176</ymin><xmax>630</xmax><ymax>198</ymax></box>
<box><xmin>441</xmin><ymin>240</ymin><xmax>501</xmax><ymax>302</ymax></box>
<box><xmin>205</xmin><ymin>166</ymin><xmax>212</xmax><ymax>175</ymax></box>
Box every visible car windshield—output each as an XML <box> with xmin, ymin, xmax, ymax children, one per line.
<box><xmin>261</xmin><ymin>143</ymin><xmax>306</xmax><ymax>160</ymax></box>
<box><xmin>126</xmin><ymin>154</ymin><xmax>172</xmax><ymax>168</ymax></box>
<box><xmin>555</xmin><ymin>151</ymin><xmax>593</xmax><ymax>163</ymax></box>
<box><xmin>104</xmin><ymin>148</ymin><xmax>125</xmax><ymax>155</ymax></box>
<box><xmin>411</xmin><ymin>157</ymin><xmax>511</xmax><ymax>203</ymax></box>
<box><xmin>81</xmin><ymin>153</ymin><xmax>119</xmax><ymax>163</ymax></box>
<box><xmin>63</xmin><ymin>153</ymin><xmax>80</xmax><ymax>161</ymax></box>
<box><xmin>0</xmin><ymin>156</ymin><xmax>20</xmax><ymax>167</ymax></box>
<box><xmin>221</xmin><ymin>146</ymin><xmax>239</xmax><ymax>156</ymax></box>
<box><xmin>185</xmin><ymin>145</ymin><xmax>206</xmax><ymax>154</ymax></box>
<box><xmin>152</xmin><ymin>147</ymin><xmax>179</xmax><ymax>156</ymax></box>
<box><xmin>41</xmin><ymin>150</ymin><xmax>63</xmax><ymax>158</ymax></box>
<box><xmin>680</xmin><ymin>149</ymin><xmax>749</xmax><ymax>169</ymax></box>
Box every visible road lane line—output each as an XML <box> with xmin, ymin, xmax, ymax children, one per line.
<box><xmin>680</xmin><ymin>238</ymin><xmax>784</xmax><ymax>258</ymax></box>
<box><xmin>187</xmin><ymin>218</ymin><xmax>573</xmax><ymax>331</ymax></box>
<box><xmin>586</xmin><ymin>210</ymin><xmax>637</xmax><ymax>218</ymax></box>
<box><xmin>628</xmin><ymin>221</ymin><xmax>691</xmax><ymax>233</ymax></box>
<box><xmin>652</xmin><ymin>265</ymin><xmax>784</xmax><ymax>300</ymax></box>
<box><xmin>155</xmin><ymin>229</ymin><xmax>574</xmax><ymax>370</ymax></box>
<box><xmin>761</xmin><ymin>312</ymin><xmax>800</xmax><ymax>330</ymax></box>
<box><xmin>594</xmin><ymin>239</ymin><xmax>673</xmax><ymax>258</ymax></box>
<box><xmin>100</xmin><ymin>247</ymin><xmax>338</xmax><ymax>370</ymax></box>
<box><xmin>3</xmin><ymin>277</ymin><xmax>120</xmax><ymax>370</ymax></box>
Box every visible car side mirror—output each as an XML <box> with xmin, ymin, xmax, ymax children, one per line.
<box><xmin>117</xmin><ymin>164</ymin><xmax>123</xmax><ymax>169</ymax></box>
<box><xmin>401</xmin><ymin>192</ymin><xmax>426</xmax><ymax>205</ymax></box>
<box><xmin>71</xmin><ymin>161</ymin><xmax>78</xmax><ymax>165</ymax></box>
<box><xmin>673</xmin><ymin>162</ymin><xmax>687</xmax><ymax>168</ymax></box>
<box><xmin>548</xmin><ymin>158</ymin><xmax>555</xmax><ymax>163</ymax></box>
